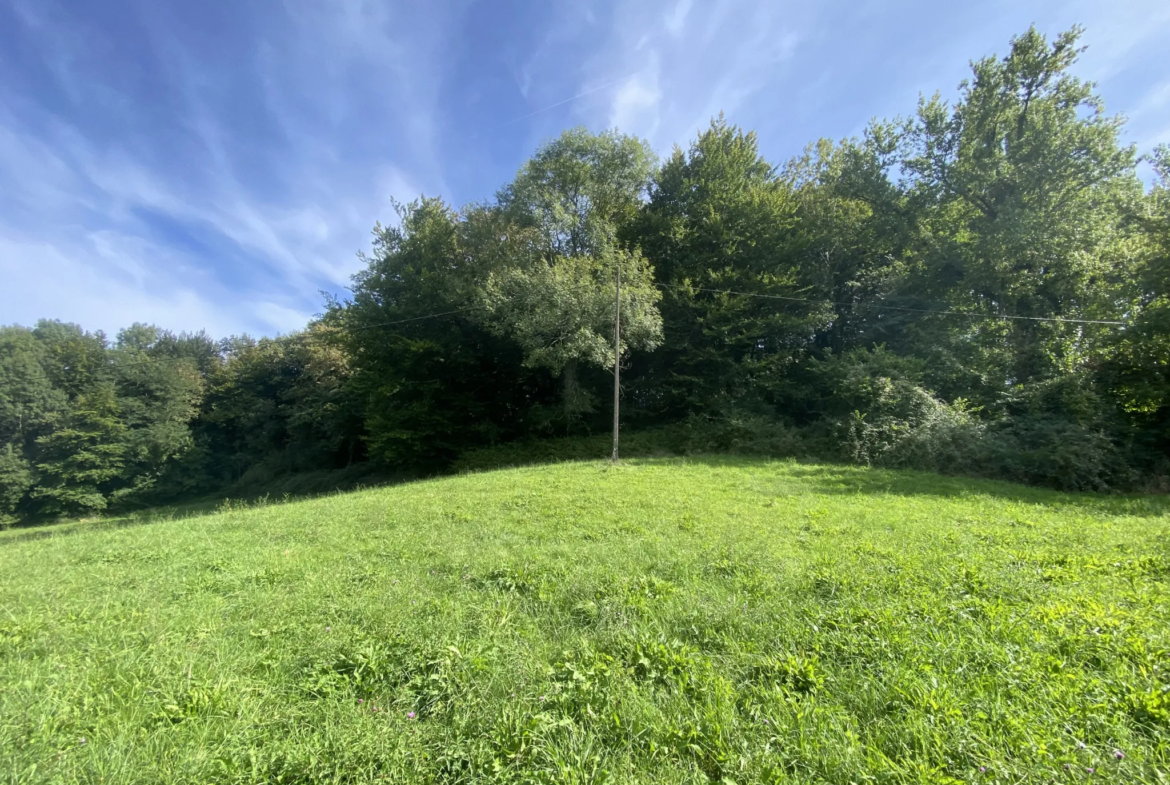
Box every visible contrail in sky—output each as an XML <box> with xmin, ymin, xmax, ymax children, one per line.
<box><xmin>500</xmin><ymin>76</ymin><xmax>633</xmax><ymax>126</ymax></box>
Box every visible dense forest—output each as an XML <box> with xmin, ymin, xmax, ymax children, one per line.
<box><xmin>2</xmin><ymin>27</ymin><xmax>1168</xmax><ymax>525</ymax></box>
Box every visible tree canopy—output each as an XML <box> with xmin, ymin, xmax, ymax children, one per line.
<box><xmin>2</xmin><ymin>26</ymin><xmax>1167</xmax><ymax>524</ymax></box>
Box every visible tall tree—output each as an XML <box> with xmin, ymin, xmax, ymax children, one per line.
<box><xmin>162</xmin><ymin>325</ymin><xmax>366</xmax><ymax>495</ymax></box>
<box><xmin>0</xmin><ymin>322</ymin><xmax>206</xmax><ymax>519</ymax></box>
<box><xmin>483</xmin><ymin>128</ymin><xmax>663</xmax><ymax>426</ymax></box>
<box><xmin>631</xmin><ymin>117</ymin><xmax>819</xmax><ymax>420</ymax></box>
<box><xmin>31</xmin><ymin>383</ymin><xmax>127</xmax><ymax>515</ymax></box>
<box><xmin>110</xmin><ymin>325</ymin><xmax>204</xmax><ymax>502</ymax></box>
<box><xmin>900</xmin><ymin>26</ymin><xmax>1141</xmax><ymax>400</ymax></box>
<box><xmin>338</xmin><ymin>199</ymin><xmax>544</xmax><ymax>468</ymax></box>
<box><xmin>1102</xmin><ymin>145</ymin><xmax>1170</xmax><ymax>470</ymax></box>
<box><xmin>784</xmin><ymin>131</ymin><xmax>913</xmax><ymax>357</ymax></box>
<box><xmin>0</xmin><ymin>327</ymin><xmax>64</xmax><ymax>523</ymax></box>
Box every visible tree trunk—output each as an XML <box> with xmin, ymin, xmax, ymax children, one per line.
<box><xmin>563</xmin><ymin>359</ymin><xmax>579</xmax><ymax>433</ymax></box>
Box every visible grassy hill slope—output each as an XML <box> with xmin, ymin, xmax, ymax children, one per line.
<box><xmin>1</xmin><ymin>458</ymin><xmax>1168</xmax><ymax>784</ymax></box>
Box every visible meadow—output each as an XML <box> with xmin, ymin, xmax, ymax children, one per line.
<box><xmin>1</xmin><ymin>457</ymin><xmax>1168</xmax><ymax>784</ymax></box>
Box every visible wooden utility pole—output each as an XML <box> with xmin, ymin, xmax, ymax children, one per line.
<box><xmin>612</xmin><ymin>264</ymin><xmax>621</xmax><ymax>462</ymax></box>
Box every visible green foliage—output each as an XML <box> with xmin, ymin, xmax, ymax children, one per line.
<box><xmin>499</xmin><ymin>127</ymin><xmax>655</xmax><ymax>256</ymax></box>
<box><xmin>109</xmin><ymin>325</ymin><xmax>204</xmax><ymax>501</ymax></box>
<box><xmin>0</xmin><ymin>326</ymin><xmax>65</xmax><ymax>524</ymax></box>
<box><xmin>1</xmin><ymin>459</ymin><xmax>1167</xmax><ymax>782</ymax></box>
<box><xmin>163</xmin><ymin>325</ymin><xmax>364</xmax><ymax>498</ymax></box>
<box><xmin>482</xmin><ymin>248</ymin><xmax>661</xmax><ymax>378</ymax></box>
<box><xmin>1100</xmin><ymin>145</ymin><xmax>1170</xmax><ymax>476</ymax></box>
<box><xmin>31</xmin><ymin>384</ymin><xmax>127</xmax><ymax>514</ymax></box>
<box><xmin>0</xmin><ymin>443</ymin><xmax>33</xmax><ymax>526</ymax></box>
<box><xmin>0</xmin><ymin>322</ymin><xmax>207</xmax><ymax>521</ymax></box>
<box><xmin>3</xmin><ymin>25</ymin><xmax>1170</xmax><ymax>517</ymax></box>
<box><xmin>485</xmin><ymin>128</ymin><xmax>663</xmax><ymax>422</ymax></box>
<box><xmin>900</xmin><ymin>26</ymin><xmax>1141</xmax><ymax>397</ymax></box>
<box><xmin>632</xmin><ymin>116</ymin><xmax>819</xmax><ymax>419</ymax></box>
<box><xmin>338</xmin><ymin>198</ymin><xmax>546</xmax><ymax>468</ymax></box>
<box><xmin>783</xmin><ymin>132</ymin><xmax>911</xmax><ymax>355</ymax></box>
<box><xmin>0</xmin><ymin>326</ymin><xmax>65</xmax><ymax>446</ymax></box>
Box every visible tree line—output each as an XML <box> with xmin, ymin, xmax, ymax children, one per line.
<box><xmin>2</xmin><ymin>27</ymin><xmax>1168</xmax><ymax>525</ymax></box>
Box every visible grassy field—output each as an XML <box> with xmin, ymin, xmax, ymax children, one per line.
<box><xmin>1</xmin><ymin>457</ymin><xmax>1168</xmax><ymax>784</ymax></box>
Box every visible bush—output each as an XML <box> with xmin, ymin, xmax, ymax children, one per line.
<box><xmin>877</xmin><ymin>397</ymin><xmax>987</xmax><ymax>475</ymax></box>
<box><xmin>802</xmin><ymin>348</ymin><xmax>981</xmax><ymax>471</ymax></box>
<box><xmin>981</xmin><ymin>376</ymin><xmax>1136</xmax><ymax>492</ymax></box>
<box><xmin>979</xmin><ymin>417</ymin><xmax>1133</xmax><ymax>492</ymax></box>
<box><xmin>0</xmin><ymin>445</ymin><xmax>34</xmax><ymax>528</ymax></box>
<box><xmin>799</xmin><ymin>351</ymin><xmax>1140</xmax><ymax>492</ymax></box>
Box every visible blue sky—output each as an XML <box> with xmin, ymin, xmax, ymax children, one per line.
<box><xmin>2</xmin><ymin>0</ymin><xmax>1168</xmax><ymax>338</ymax></box>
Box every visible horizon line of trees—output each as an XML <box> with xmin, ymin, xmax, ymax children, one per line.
<box><xmin>3</xmin><ymin>26</ymin><xmax>1169</xmax><ymax>525</ymax></box>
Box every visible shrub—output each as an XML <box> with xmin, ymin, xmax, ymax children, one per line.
<box><xmin>0</xmin><ymin>445</ymin><xmax>34</xmax><ymax>527</ymax></box>
<box><xmin>878</xmin><ymin>397</ymin><xmax>987</xmax><ymax>475</ymax></box>
<box><xmin>979</xmin><ymin>417</ymin><xmax>1133</xmax><ymax>492</ymax></box>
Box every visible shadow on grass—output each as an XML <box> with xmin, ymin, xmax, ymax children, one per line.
<box><xmin>0</xmin><ymin>473</ymin><xmax>408</xmax><ymax>547</ymax></box>
<box><xmin>458</xmin><ymin>441</ymin><xmax>1169</xmax><ymax>518</ymax></box>
<box><xmin>5</xmin><ymin>449</ymin><xmax>1166</xmax><ymax>547</ymax></box>
<box><xmin>645</xmin><ymin>454</ymin><xmax>1170</xmax><ymax>518</ymax></box>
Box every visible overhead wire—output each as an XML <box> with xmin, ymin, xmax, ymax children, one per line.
<box><xmin>666</xmin><ymin>285</ymin><xmax>1129</xmax><ymax>326</ymax></box>
<box><xmin>105</xmin><ymin>307</ymin><xmax>489</xmax><ymax>368</ymax></box>
<box><xmin>105</xmin><ymin>275</ymin><xmax>1129</xmax><ymax>370</ymax></box>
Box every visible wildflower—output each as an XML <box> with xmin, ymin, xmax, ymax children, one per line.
<box><xmin>1087</xmin><ymin>768</ymin><xmax>1094</xmax><ymax>774</ymax></box>
<box><xmin>1114</xmin><ymin>750</ymin><xmax>1124</xmax><ymax>760</ymax></box>
<box><xmin>79</xmin><ymin>737</ymin><xmax>86</xmax><ymax>744</ymax></box>
<box><xmin>407</xmin><ymin>711</ymin><xmax>417</xmax><ymax>719</ymax></box>
<box><xmin>326</xmin><ymin>626</ymin><xmax>331</xmax><ymax>631</ymax></box>
<box><xmin>979</xmin><ymin>767</ymin><xmax>985</xmax><ymax>773</ymax></box>
<box><xmin>1078</xmin><ymin>742</ymin><xmax>1086</xmax><ymax>750</ymax></box>
<box><xmin>358</xmin><ymin>699</ymin><xmax>364</xmax><ymax>704</ymax></box>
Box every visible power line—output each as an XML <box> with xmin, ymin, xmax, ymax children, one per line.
<box><xmin>667</xmin><ymin>285</ymin><xmax>1128</xmax><ymax>327</ymax></box>
<box><xmin>346</xmin><ymin>306</ymin><xmax>485</xmax><ymax>332</ymax></box>
<box><xmin>106</xmin><ymin>278</ymin><xmax>1128</xmax><ymax>370</ymax></box>
<box><xmin>107</xmin><ymin>306</ymin><xmax>489</xmax><ymax>368</ymax></box>
<box><xmin>106</xmin><ymin>275</ymin><xmax>631</xmax><ymax>368</ymax></box>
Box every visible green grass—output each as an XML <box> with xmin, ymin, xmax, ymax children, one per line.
<box><xmin>1</xmin><ymin>457</ymin><xmax>1168</xmax><ymax>784</ymax></box>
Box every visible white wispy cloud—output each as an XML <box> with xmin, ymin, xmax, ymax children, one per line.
<box><xmin>0</xmin><ymin>0</ymin><xmax>454</xmax><ymax>337</ymax></box>
<box><xmin>0</xmin><ymin>233</ymin><xmax>264</xmax><ymax>337</ymax></box>
<box><xmin>2</xmin><ymin>0</ymin><xmax>1167</xmax><ymax>338</ymax></box>
<box><xmin>608</xmin><ymin>60</ymin><xmax>663</xmax><ymax>139</ymax></box>
<box><xmin>560</xmin><ymin>0</ymin><xmax>806</xmax><ymax>154</ymax></box>
<box><xmin>1065</xmin><ymin>0</ymin><xmax>1170</xmax><ymax>83</ymax></box>
<box><xmin>663</xmin><ymin>0</ymin><xmax>693</xmax><ymax>37</ymax></box>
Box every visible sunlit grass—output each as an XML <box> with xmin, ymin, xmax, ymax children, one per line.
<box><xmin>1</xmin><ymin>457</ymin><xmax>1168</xmax><ymax>783</ymax></box>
